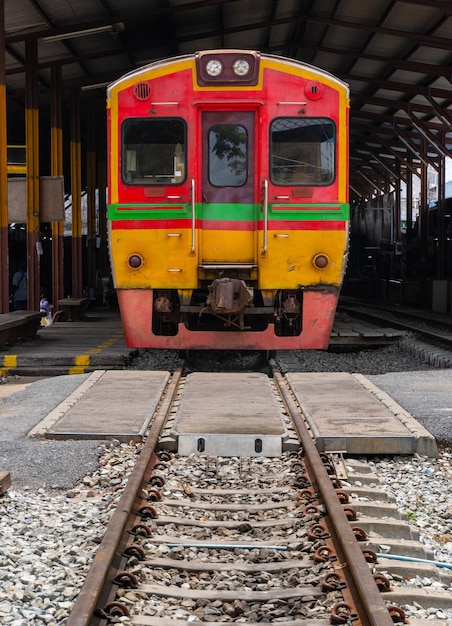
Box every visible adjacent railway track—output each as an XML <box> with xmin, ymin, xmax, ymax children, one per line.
<box><xmin>339</xmin><ymin>300</ymin><xmax>452</xmax><ymax>352</ymax></box>
<box><xmin>65</xmin><ymin>364</ymin><xmax>451</xmax><ymax>626</ymax></box>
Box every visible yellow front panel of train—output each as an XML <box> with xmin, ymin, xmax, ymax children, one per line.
<box><xmin>201</xmin><ymin>229</ymin><xmax>256</xmax><ymax>263</ymax></box>
<box><xmin>258</xmin><ymin>229</ymin><xmax>347</xmax><ymax>288</ymax></box>
<box><xmin>110</xmin><ymin>228</ymin><xmax>198</xmax><ymax>288</ymax></box>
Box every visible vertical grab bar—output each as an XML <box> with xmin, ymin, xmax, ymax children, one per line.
<box><xmin>190</xmin><ymin>178</ymin><xmax>196</xmax><ymax>254</ymax></box>
<box><xmin>262</xmin><ymin>179</ymin><xmax>268</xmax><ymax>255</ymax></box>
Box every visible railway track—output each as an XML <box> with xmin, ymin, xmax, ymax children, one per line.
<box><xmin>65</xmin><ymin>364</ymin><xmax>451</xmax><ymax>626</ymax></box>
<box><xmin>338</xmin><ymin>300</ymin><xmax>452</xmax><ymax>366</ymax></box>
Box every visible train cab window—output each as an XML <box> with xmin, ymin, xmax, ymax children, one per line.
<box><xmin>270</xmin><ymin>117</ymin><xmax>335</xmax><ymax>185</ymax></box>
<box><xmin>122</xmin><ymin>118</ymin><xmax>186</xmax><ymax>185</ymax></box>
<box><xmin>208</xmin><ymin>124</ymin><xmax>248</xmax><ymax>187</ymax></box>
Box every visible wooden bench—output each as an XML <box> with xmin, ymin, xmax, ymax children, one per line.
<box><xmin>0</xmin><ymin>311</ymin><xmax>43</xmax><ymax>347</ymax></box>
<box><xmin>57</xmin><ymin>298</ymin><xmax>90</xmax><ymax>322</ymax></box>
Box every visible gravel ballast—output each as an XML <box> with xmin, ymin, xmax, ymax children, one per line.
<box><xmin>0</xmin><ymin>342</ymin><xmax>451</xmax><ymax>624</ymax></box>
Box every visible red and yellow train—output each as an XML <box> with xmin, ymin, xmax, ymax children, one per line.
<box><xmin>107</xmin><ymin>50</ymin><xmax>349</xmax><ymax>350</ymax></box>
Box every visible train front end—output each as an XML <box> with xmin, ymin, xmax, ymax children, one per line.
<box><xmin>107</xmin><ymin>50</ymin><xmax>349</xmax><ymax>350</ymax></box>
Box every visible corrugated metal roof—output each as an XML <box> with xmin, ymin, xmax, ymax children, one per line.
<box><xmin>3</xmin><ymin>0</ymin><xmax>452</xmax><ymax>196</ymax></box>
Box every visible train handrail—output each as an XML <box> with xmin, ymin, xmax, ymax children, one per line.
<box><xmin>262</xmin><ymin>179</ymin><xmax>268</xmax><ymax>255</ymax></box>
<box><xmin>190</xmin><ymin>178</ymin><xmax>196</xmax><ymax>254</ymax></box>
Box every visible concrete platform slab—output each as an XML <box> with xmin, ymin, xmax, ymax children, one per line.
<box><xmin>285</xmin><ymin>372</ymin><xmax>437</xmax><ymax>457</ymax></box>
<box><xmin>28</xmin><ymin>370</ymin><xmax>170</xmax><ymax>441</ymax></box>
<box><xmin>172</xmin><ymin>372</ymin><xmax>287</xmax><ymax>456</ymax></box>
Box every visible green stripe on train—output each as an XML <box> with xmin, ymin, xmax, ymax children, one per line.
<box><xmin>107</xmin><ymin>202</ymin><xmax>349</xmax><ymax>221</ymax></box>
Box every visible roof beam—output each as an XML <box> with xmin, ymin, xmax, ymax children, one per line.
<box><xmin>407</xmin><ymin>114</ymin><xmax>452</xmax><ymax>159</ymax></box>
<box><xmin>351</xmin><ymin>133</ymin><xmax>421</xmax><ymax>177</ymax></box>
<box><xmin>354</xmin><ymin>95</ymin><xmax>452</xmax><ymax>126</ymax></box>
<box><xmin>395</xmin><ymin>0</ymin><xmax>452</xmax><ymax>13</ymax></box>
<box><xmin>297</xmin><ymin>42</ymin><xmax>451</xmax><ymax>77</ymax></box>
<box><xmin>350</xmin><ymin>109</ymin><xmax>450</xmax><ymax>132</ymax></box>
<box><xmin>393</xmin><ymin>124</ymin><xmax>438</xmax><ymax>170</ymax></box>
<box><xmin>302</xmin><ymin>13</ymin><xmax>452</xmax><ymax>51</ymax></box>
<box><xmin>339</xmin><ymin>74</ymin><xmax>452</xmax><ymax>100</ymax></box>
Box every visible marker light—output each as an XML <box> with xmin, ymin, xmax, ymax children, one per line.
<box><xmin>313</xmin><ymin>254</ymin><xmax>329</xmax><ymax>269</ymax></box>
<box><xmin>233</xmin><ymin>58</ymin><xmax>250</xmax><ymax>76</ymax></box>
<box><xmin>205</xmin><ymin>59</ymin><xmax>223</xmax><ymax>77</ymax></box>
<box><xmin>128</xmin><ymin>254</ymin><xmax>143</xmax><ymax>269</ymax></box>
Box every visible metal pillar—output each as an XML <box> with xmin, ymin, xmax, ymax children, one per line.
<box><xmin>70</xmin><ymin>87</ymin><xmax>83</xmax><ymax>298</ymax></box>
<box><xmin>51</xmin><ymin>65</ymin><xmax>64</xmax><ymax>308</ymax></box>
<box><xmin>86</xmin><ymin>106</ymin><xmax>97</xmax><ymax>295</ymax></box>
<box><xmin>97</xmin><ymin>109</ymin><xmax>108</xmax><ymax>276</ymax></box>
<box><xmin>25</xmin><ymin>37</ymin><xmax>40</xmax><ymax>311</ymax></box>
<box><xmin>0</xmin><ymin>0</ymin><xmax>8</xmax><ymax>312</ymax></box>
<box><xmin>406</xmin><ymin>155</ymin><xmax>413</xmax><ymax>242</ymax></box>
<box><xmin>419</xmin><ymin>143</ymin><xmax>429</xmax><ymax>281</ymax></box>
<box><xmin>436</xmin><ymin>149</ymin><xmax>445</xmax><ymax>279</ymax></box>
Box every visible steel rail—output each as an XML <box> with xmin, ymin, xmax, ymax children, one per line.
<box><xmin>272</xmin><ymin>366</ymin><xmax>394</xmax><ymax>626</ymax></box>
<box><xmin>66</xmin><ymin>365</ymin><xmax>184</xmax><ymax>626</ymax></box>
<box><xmin>340</xmin><ymin>302</ymin><xmax>452</xmax><ymax>347</ymax></box>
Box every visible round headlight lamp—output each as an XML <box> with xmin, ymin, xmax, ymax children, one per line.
<box><xmin>233</xmin><ymin>58</ymin><xmax>250</xmax><ymax>76</ymax></box>
<box><xmin>313</xmin><ymin>254</ymin><xmax>329</xmax><ymax>270</ymax></box>
<box><xmin>205</xmin><ymin>59</ymin><xmax>223</xmax><ymax>77</ymax></box>
<box><xmin>128</xmin><ymin>254</ymin><xmax>143</xmax><ymax>269</ymax></box>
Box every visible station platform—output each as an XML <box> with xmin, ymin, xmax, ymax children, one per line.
<box><xmin>0</xmin><ymin>307</ymin><xmax>132</xmax><ymax>377</ymax></box>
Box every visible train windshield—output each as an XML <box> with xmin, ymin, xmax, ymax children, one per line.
<box><xmin>121</xmin><ymin>118</ymin><xmax>186</xmax><ymax>185</ymax></box>
<box><xmin>270</xmin><ymin>117</ymin><xmax>335</xmax><ymax>185</ymax></box>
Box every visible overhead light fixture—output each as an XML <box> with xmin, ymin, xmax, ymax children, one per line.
<box><xmin>43</xmin><ymin>22</ymin><xmax>124</xmax><ymax>43</ymax></box>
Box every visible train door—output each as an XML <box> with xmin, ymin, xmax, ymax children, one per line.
<box><xmin>201</xmin><ymin>111</ymin><xmax>256</xmax><ymax>263</ymax></box>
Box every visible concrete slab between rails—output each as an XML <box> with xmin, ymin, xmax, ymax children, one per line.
<box><xmin>285</xmin><ymin>372</ymin><xmax>437</xmax><ymax>457</ymax></box>
<box><xmin>28</xmin><ymin>370</ymin><xmax>170</xmax><ymax>441</ymax></box>
<box><xmin>171</xmin><ymin>372</ymin><xmax>289</xmax><ymax>457</ymax></box>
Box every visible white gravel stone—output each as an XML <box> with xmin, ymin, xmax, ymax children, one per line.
<box><xmin>1</xmin><ymin>341</ymin><xmax>451</xmax><ymax>623</ymax></box>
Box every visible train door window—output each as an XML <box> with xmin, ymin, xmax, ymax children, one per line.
<box><xmin>121</xmin><ymin>118</ymin><xmax>186</xmax><ymax>185</ymax></box>
<box><xmin>270</xmin><ymin>118</ymin><xmax>335</xmax><ymax>185</ymax></box>
<box><xmin>208</xmin><ymin>124</ymin><xmax>248</xmax><ymax>187</ymax></box>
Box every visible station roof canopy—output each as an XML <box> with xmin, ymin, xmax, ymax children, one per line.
<box><xmin>4</xmin><ymin>0</ymin><xmax>452</xmax><ymax>197</ymax></box>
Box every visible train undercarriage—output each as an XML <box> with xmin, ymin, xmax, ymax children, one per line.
<box><xmin>152</xmin><ymin>278</ymin><xmax>303</xmax><ymax>337</ymax></box>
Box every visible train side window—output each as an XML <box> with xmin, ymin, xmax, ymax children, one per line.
<box><xmin>121</xmin><ymin>118</ymin><xmax>186</xmax><ymax>185</ymax></box>
<box><xmin>208</xmin><ymin>124</ymin><xmax>247</xmax><ymax>187</ymax></box>
<box><xmin>270</xmin><ymin>117</ymin><xmax>335</xmax><ymax>185</ymax></box>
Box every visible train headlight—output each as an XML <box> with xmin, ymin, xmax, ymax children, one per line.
<box><xmin>313</xmin><ymin>254</ymin><xmax>329</xmax><ymax>269</ymax></box>
<box><xmin>128</xmin><ymin>254</ymin><xmax>143</xmax><ymax>269</ymax></box>
<box><xmin>233</xmin><ymin>58</ymin><xmax>250</xmax><ymax>76</ymax></box>
<box><xmin>205</xmin><ymin>59</ymin><xmax>223</xmax><ymax>77</ymax></box>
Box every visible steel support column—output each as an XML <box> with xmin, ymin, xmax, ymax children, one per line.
<box><xmin>0</xmin><ymin>0</ymin><xmax>8</xmax><ymax>312</ymax></box>
<box><xmin>406</xmin><ymin>155</ymin><xmax>413</xmax><ymax>242</ymax></box>
<box><xmin>25</xmin><ymin>37</ymin><xmax>40</xmax><ymax>311</ymax></box>
<box><xmin>97</xmin><ymin>112</ymin><xmax>108</xmax><ymax>276</ymax></box>
<box><xmin>436</xmin><ymin>148</ymin><xmax>445</xmax><ymax>279</ymax></box>
<box><xmin>70</xmin><ymin>87</ymin><xmax>82</xmax><ymax>298</ymax></box>
<box><xmin>51</xmin><ymin>65</ymin><xmax>64</xmax><ymax>308</ymax></box>
<box><xmin>419</xmin><ymin>142</ymin><xmax>429</xmax><ymax>281</ymax></box>
<box><xmin>86</xmin><ymin>106</ymin><xmax>97</xmax><ymax>295</ymax></box>
<box><xmin>394</xmin><ymin>160</ymin><xmax>401</xmax><ymax>242</ymax></box>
